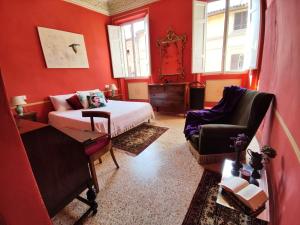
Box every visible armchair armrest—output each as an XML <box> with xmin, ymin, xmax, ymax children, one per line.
<box><xmin>200</xmin><ymin>124</ymin><xmax>248</xmax><ymax>137</ymax></box>
<box><xmin>198</xmin><ymin>124</ymin><xmax>248</xmax><ymax>155</ymax></box>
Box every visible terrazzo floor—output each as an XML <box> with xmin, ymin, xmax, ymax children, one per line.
<box><xmin>52</xmin><ymin>113</ymin><xmax>204</xmax><ymax>225</ymax></box>
<box><xmin>51</xmin><ymin>112</ymin><xmax>260</xmax><ymax>225</ymax></box>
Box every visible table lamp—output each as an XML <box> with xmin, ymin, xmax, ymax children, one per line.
<box><xmin>12</xmin><ymin>95</ymin><xmax>27</xmax><ymax>115</ymax></box>
<box><xmin>110</xmin><ymin>84</ymin><xmax>118</xmax><ymax>96</ymax></box>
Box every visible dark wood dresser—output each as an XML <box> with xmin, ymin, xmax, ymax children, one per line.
<box><xmin>148</xmin><ymin>82</ymin><xmax>189</xmax><ymax>114</ymax></box>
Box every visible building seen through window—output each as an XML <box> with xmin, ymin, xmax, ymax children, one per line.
<box><xmin>205</xmin><ymin>0</ymin><xmax>249</xmax><ymax>73</ymax></box>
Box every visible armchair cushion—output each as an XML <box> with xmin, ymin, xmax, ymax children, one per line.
<box><xmin>198</xmin><ymin>124</ymin><xmax>248</xmax><ymax>155</ymax></box>
<box><xmin>200</xmin><ymin>124</ymin><xmax>248</xmax><ymax>136</ymax></box>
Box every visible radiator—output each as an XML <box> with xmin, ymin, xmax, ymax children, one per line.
<box><xmin>127</xmin><ymin>82</ymin><xmax>149</xmax><ymax>100</ymax></box>
<box><xmin>205</xmin><ymin>79</ymin><xmax>242</xmax><ymax>102</ymax></box>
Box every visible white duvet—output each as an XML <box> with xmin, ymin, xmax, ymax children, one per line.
<box><xmin>49</xmin><ymin>100</ymin><xmax>154</xmax><ymax>137</ymax></box>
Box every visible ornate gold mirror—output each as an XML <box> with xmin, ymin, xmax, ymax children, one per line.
<box><xmin>157</xmin><ymin>29</ymin><xmax>186</xmax><ymax>80</ymax></box>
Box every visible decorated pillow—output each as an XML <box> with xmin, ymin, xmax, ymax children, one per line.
<box><xmin>49</xmin><ymin>93</ymin><xmax>75</xmax><ymax>111</ymax></box>
<box><xmin>66</xmin><ymin>94</ymin><xmax>83</xmax><ymax>110</ymax></box>
<box><xmin>87</xmin><ymin>92</ymin><xmax>107</xmax><ymax>109</ymax></box>
<box><xmin>77</xmin><ymin>89</ymin><xmax>100</xmax><ymax>109</ymax></box>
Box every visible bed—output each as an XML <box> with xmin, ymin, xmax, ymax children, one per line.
<box><xmin>49</xmin><ymin>100</ymin><xmax>154</xmax><ymax>137</ymax></box>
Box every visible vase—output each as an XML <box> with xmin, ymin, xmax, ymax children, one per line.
<box><xmin>231</xmin><ymin>146</ymin><xmax>243</xmax><ymax>176</ymax></box>
<box><xmin>247</xmin><ymin>149</ymin><xmax>264</xmax><ymax>186</ymax></box>
<box><xmin>16</xmin><ymin>105</ymin><xmax>24</xmax><ymax>116</ymax></box>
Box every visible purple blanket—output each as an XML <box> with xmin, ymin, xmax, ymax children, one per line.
<box><xmin>184</xmin><ymin>86</ymin><xmax>246</xmax><ymax>140</ymax></box>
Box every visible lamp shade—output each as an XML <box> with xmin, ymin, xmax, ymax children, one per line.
<box><xmin>110</xmin><ymin>84</ymin><xmax>118</xmax><ymax>91</ymax></box>
<box><xmin>11</xmin><ymin>95</ymin><xmax>27</xmax><ymax>106</ymax></box>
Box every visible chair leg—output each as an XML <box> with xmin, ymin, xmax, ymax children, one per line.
<box><xmin>110</xmin><ymin>148</ymin><xmax>119</xmax><ymax>169</ymax></box>
<box><xmin>89</xmin><ymin>159</ymin><xmax>99</xmax><ymax>193</ymax></box>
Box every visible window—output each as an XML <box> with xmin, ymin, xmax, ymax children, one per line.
<box><xmin>233</xmin><ymin>11</ymin><xmax>248</xmax><ymax>30</ymax></box>
<box><xmin>204</xmin><ymin>0</ymin><xmax>225</xmax><ymax>73</ymax></box>
<box><xmin>192</xmin><ymin>0</ymin><xmax>261</xmax><ymax>73</ymax></box>
<box><xmin>108</xmin><ymin>16</ymin><xmax>151</xmax><ymax>78</ymax></box>
<box><xmin>230</xmin><ymin>54</ymin><xmax>244</xmax><ymax>70</ymax></box>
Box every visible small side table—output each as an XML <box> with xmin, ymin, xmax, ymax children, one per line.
<box><xmin>216</xmin><ymin>159</ymin><xmax>270</xmax><ymax>222</ymax></box>
<box><xmin>15</xmin><ymin>112</ymin><xmax>37</xmax><ymax>121</ymax></box>
<box><xmin>108</xmin><ymin>94</ymin><xmax>123</xmax><ymax>100</ymax></box>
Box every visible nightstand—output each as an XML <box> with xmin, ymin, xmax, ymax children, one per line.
<box><xmin>15</xmin><ymin>112</ymin><xmax>37</xmax><ymax>121</ymax></box>
<box><xmin>108</xmin><ymin>94</ymin><xmax>123</xmax><ymax>100</ymax></box>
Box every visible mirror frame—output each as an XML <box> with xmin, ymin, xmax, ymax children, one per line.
<box><xmin>157</xmin><ymin>29</ymin><xmax>187</xmax><ymax>80</ymax></box>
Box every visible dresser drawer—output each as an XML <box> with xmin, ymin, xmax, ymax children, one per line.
<box><xmin>148</xmin><ymin>83</ymin><xmax>188</xmax><ymax>114</ymax></box>
<box><xmin>150</xmin><ymin>92</ymin><xmax>184</xmax><ymax>101</ymax></box>
<box><xmin>165</xmin><ymin>85</ymin><xmax>185</xmax><ymax>93</ymax></box>
<box><xmin>150</xmin><ymin>98</ymin><xmax>183</xmax><ymax>107</ymax></box>
<box><xmin>148</xmin><ymin>85</ymin><xmax>164</xmax><ymax>93</ymax></box>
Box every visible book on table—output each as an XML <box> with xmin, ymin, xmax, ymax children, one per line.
<box><xmin>219</xmin><ymin>176</ymin><xmax>268</xmax><ymax>215</ymax></box>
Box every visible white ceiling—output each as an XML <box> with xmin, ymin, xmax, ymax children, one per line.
<box><xmin>64</xmin><ymin>0</ymin><xmax>160</xmax><ymax>16</ymax></box>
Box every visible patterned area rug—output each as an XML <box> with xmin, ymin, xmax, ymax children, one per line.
<box><xmin>112</xmin><ymin>123</ymin><xmax>168</xmax><ymax>155</ymax></box>
<box><xmin>182</xmin><ymin>170</ymin><xmax>268</xmax><ymax>225</ymax></box>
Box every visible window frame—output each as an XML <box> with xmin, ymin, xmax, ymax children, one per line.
<box><xmin>201</xmin><ymin>0</ymin><xmax>252</xmax><ymax>75</ymax></box>
<box><xmin>120</xmin><ymin>18</ymin><xmax>150</xmax><ymax>79</ymax></box>
<box><xmin>108</xmin><ymin>15</ymin><xmax>151</xmax><ymax>79</ymax></box>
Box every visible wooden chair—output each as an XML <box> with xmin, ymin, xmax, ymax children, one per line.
<box><xmin>82</xmin><ymin>111</ymin><xmax>119</xmax><ymax>193</ymax></box>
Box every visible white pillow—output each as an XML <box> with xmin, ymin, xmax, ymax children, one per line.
<box><xmin>77</xmin><ymin>89</ymin><xmax>100</xmax><ymax>109</ymax></box>
<box><xmin>49</xmin><ymin>93</ymin><xmax>75</xmax><ymax>111</ymax></box>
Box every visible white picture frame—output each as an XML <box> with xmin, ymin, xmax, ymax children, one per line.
<box><xmin>37</xmin><ymin>27</ymin><xmax>89</xmax><ymax>68</ymax></box>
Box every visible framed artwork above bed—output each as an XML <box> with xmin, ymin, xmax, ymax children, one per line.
<box><xmin>37</xmin><ymin>27</ymin><xmax>89</xmax><ymax>68</ymax></box>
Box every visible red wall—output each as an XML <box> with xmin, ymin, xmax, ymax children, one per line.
<box><xmin>258</xmin><ymin>0</ymin><xmax>300</xmax><ymax>224</ymax></box>
<box><xmin>111</xmin><ymin>0</ymin><xmax>250</xmax><ymax>102</ymax></box>
<box><xmin>111</xmin><ymin>0</ymin><xmax>194</xmax><ymax>100</ymax></box>
<box><xmin>0</xmin><ymin>74</ymin><xmax>52</xmax><ymax>225</ymax></box>
<box><xmin>0</xmin><ymin>0</ymin><xmax>253</xmax><ymax>117</ymax></box>
<box><xmin>0</xmin><ymin>0</ymin><xmax>116</xmax><ymax>121</ymax></box>
<box><xmin>112</xmin><ymin>0</ymin><xmax>194</xmax><ymax>83</ymax></box>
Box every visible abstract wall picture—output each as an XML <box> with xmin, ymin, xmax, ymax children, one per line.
<box><xmin>37</xmin><ymin>27</ymin><xmax>89</xmax><ymax>68</ymax></box>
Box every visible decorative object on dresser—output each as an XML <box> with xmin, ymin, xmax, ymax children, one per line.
<box><xmin>157</xmin><ymin>28</ymin><xmax>186</xmax><ymax>81</ymax></box>
<box><xmin>11</xmin><ymin>95</ymin><xmax>27</xmax><ymax>115</ymax></box>
<box><xmin>19</xmin><ymin>119</ymin><xmax>98</xmax><ymax>224</ymax></box>
<box><xmin>189</xmin><ymin>81</ymin><xmax>205</xmax><ymax>110</ymax></box>
<box><xmin>148</xmin><ymin>82</ymin><xmax>188</xmax><ymax>115</ymax></box>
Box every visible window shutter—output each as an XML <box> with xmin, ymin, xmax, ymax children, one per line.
<box><xmin>144</xmin><ymin>14</ymin><xmax>151</xmax><ymax>77</ymax></box>
<box><xmin>245</xmin><ymin>0</ymin><xmax>261</xmax><ymax>69</ymax></box>
<box><xmin>192</xmin><ymin>0</ymin><xmax>207</xmax><ymax>73</ymax></box>
<box><xmin>108</xmin><ymin>25</ymin><xmax>127</xmax><ymax>78</ymax></box>
<box><xmin>234</xmin><ymin>12</ymin><xmax>242</xmax><ymax>30</ymax></box>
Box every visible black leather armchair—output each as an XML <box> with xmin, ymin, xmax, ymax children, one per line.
<box><xmin>189</xmin><ymin>90</ymin><xmax>274</xmax><ymax>164</ymax></box>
